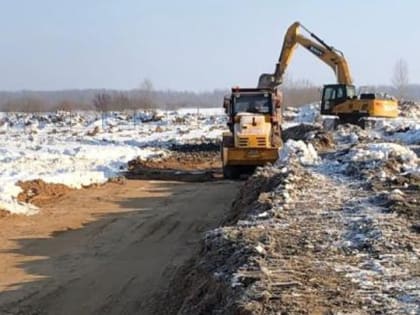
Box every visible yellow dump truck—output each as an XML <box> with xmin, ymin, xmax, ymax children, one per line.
<box><xmin>221</xmin><ymin>87</ymin><xmax>282</xmax><ymax>179</ymax></box>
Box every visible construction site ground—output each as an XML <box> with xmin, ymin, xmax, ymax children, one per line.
<box><xmin>0</xmin><ymin>104</ymin><xmax>418</xmax><ymax>315</ymax></box>
<box><xmin>0</xmin><ymin>178</ymin><xmax>239</xmax><ymax>315</ymax></box>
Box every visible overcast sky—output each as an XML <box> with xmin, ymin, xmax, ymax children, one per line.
<box><xmin>0</xmin><ymin>0</ymin><xmax>418</xmax><ymax>91</ymax></box>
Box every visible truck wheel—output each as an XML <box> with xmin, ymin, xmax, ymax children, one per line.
<box><xmin>223</xmin><ymin>165</ymin><xmax>240</xmax><ymax>180</ymax></box>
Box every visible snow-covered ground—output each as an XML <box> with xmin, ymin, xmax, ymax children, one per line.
<box><xmin>175</xmin><ymin>103</ymin><xmax>419</xmax><ymax>314</ymax></box>
<box><xmin>1</xmin><ymin>102</ymin><xmax>419</xmax><ymax>216</ymax></box>
<box><xmin>0</xmin><ymin>109</ymin><xmax>226</xmax><ymax>214</ymax></box>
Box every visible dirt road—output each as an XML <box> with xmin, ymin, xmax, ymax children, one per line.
<box><xmin>0</xmin><ymin>179</ymin><xmax>239</xmax><ymax>315</ymax></box>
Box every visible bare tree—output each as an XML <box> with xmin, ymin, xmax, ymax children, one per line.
<box><xmin>93</xmin><ymin>93</ymin><xmax>112</xmax><ymax>112</ymax></box>
<box><xmin>135</xmin><ymin>78</ymin><xmax>156</xmax><ymax>110</ymax></box>
<box><xmin>282</xmin><ymin>76</ymin><xmax>320</xmax><ymax>107</ymax></box>
<box><xmin>113</xmin><ymin>92</ymin><xmax>133</xmax><ymax>110</ymax></box>
<box><xmin>0</xmin><ymin>97</ymin><xmax>44</xmax><ymax>112</ymax></box>
<box><xmin>392</xmin><ymin>58</ymin><xmax>409</xmax><ymax>100</ymax></box>
<box><xmin>93</xmin><ymin>93</ymin><xmax>112</xmax><ymax>128</ymax></box>
<box><xmin>55</xmin><ymin>100</ymin><xmax>78</xmax><ymax>112</ymax></box>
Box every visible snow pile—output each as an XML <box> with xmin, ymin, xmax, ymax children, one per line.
<box><xmin>347</xmin><ymin>143</ymin><xmax>418</xmax><ymax>167</ymax></box>
<box><xmin>386</xmin><ymin>124</ymin><xmax>420</xmax><ymax>145</ymax></box>
<box><xmin>294</xmin><ymin>103</ymin><xmax>320</xmax><ymax>124</ymax></box>
<box><xmin>399</xmin><ymin>101</ymin><xmax>420</xmax><ymax>119</ymax></box>
<box><xmin>282</xmin><ymin>106</ymin><xmax>299</xmax><ymax>121</ymax></box>
<box><xmin>0</xmin><ymin>108</ymin><xmax>226</xmax><ymax>214</ymax></box>
<box><xmin>277</xmin><ymin>139</ymin><xmax>320</xmax><ymax>166</ymax></box>
<box><xmin>334</xmin><ymin>124</ymin><xmax>378</xmax><ymax>145</ymax></box>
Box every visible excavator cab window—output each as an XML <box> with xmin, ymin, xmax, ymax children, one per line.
<box><xmin>321</xmin><ymin>84</ymin><xmax>350</xmax><ymax>113</ymax></box>
<box><xmin>322</xmin><ymin>86</ymin><xmax>336</xmax><ymax>111</ymax></box>
<box><xmin>347</xmin><ymin>85</ymin><xmax>357</xmax><ymax>99</ymax></box>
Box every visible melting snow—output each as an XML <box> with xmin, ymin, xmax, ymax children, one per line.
<box><xmin>0</xmin><ymin>109</ymin><xmax>226</xmax><ymax>214</ymax></box>
<box><xmin>277</xmin><ymin>139</ymin><xmax>320</xmax><ymax>166</ymax></box>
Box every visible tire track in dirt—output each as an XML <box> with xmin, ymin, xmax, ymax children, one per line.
<box><xmin>0</xmin><ymin>179</ymin><xmax>239</xmax><ymax>315</ymax></box>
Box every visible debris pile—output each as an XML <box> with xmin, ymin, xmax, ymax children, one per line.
<box><xmin>399</xmin><ymin>101</ymin><xmax>420</xmax><ymax>120</ymax></box>
<box><xmin>282</xmin><ymin>123</ymin><xmax>335</xmax><ymax>151</ymax></box>
<box><xmin>128</xmin><ymin>142</ymin><xmax>221</xmax><ymax>172</ymax></box>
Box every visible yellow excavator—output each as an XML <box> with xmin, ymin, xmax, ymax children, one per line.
<box><xmin>258</xmin><ymin>21</ymin><xmax>398</xmax><ymax>127</ymax></box>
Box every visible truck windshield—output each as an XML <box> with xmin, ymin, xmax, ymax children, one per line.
<box><xmin>233</xmin><ymin>94</ymin><xmax>272</xmax><ymax>114</ymax></box>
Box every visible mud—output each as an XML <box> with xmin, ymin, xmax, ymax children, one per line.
<box><xmin>17</xmin><ymin>179</ymin><xmax>74</xmax><ymax>206</ymax></box>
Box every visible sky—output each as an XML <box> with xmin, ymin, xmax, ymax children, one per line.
<box><xmin>0</xmin><ymin>0</ymin><xmax>419</xmax><ymax>91</ymax></box>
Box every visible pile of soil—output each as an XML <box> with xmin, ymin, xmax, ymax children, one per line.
<box><xmin>17</xmin><ymin>179</ymin><xmax>73</xmax><ymax>206</ymax></box>
<box><xmin>128</xmin><ymin>151</ymin><xmax>220</xmax><ymax>172</ymax></box>
<box><xmin>282</xmin><ymin>123</ymin><xmax>335</xmax><ymax>151</ymax></box>
<box><xmin>371</xmin><ymin>172</ymin><xmax>420</xmax><ymax>228</ymax></box>
<box><xmin>127</xmin><ymin>143</ymin><xmax>222</xmax><ymax>181</ymax></box>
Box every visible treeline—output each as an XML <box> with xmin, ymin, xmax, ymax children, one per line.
<box><xmin>0</xmin><ymin>89</ymin><xmax>229</xmax><ymax>112</ymax></box>
<box><xmin>0</xmin><ymin>83</ymin><xmax>418</xmax><ymax>112</ymax></box>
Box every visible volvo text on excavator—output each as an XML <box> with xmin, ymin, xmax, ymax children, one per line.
<box><xmin>258</xmin><ymin>21</ymin><xmax>398</xmax><ymax>128</ymax></box>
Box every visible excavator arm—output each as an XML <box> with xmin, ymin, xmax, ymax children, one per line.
<box><xmin>258</xmin><ymin>21</ymin><xmax>353</xmax><ymax>89</ymax></box>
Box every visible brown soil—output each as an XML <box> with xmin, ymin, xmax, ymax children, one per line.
<box><xmin>128</xmin><ymin>151</ymin><xmax>221</xmax><ymax>172</ymax></box>
<box><xmin>0</xmin><ymin>179</ymin><xmax>239</xmax><ymax>315</ymax></box>
<box><xmin>371</xmin><ymin>172</ymin><xmax>420</xmax><ymax>226</ymax></box>
<box><xmin>17</xmin><ymin>179</ymin><xmax>73</xmax><ymax>206</ymax></box>
<box><xmin>127</xmin><ymin>150</ymin><xmax>222</xmax><ymax>182</ymax></box>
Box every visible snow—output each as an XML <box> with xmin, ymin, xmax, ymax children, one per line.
<box><xmin>277</xmin><ymin>139</ymin><xmax>320</xmax><ymax>166</ymax></box>
<box><xmin>388</xmin><ymin>125</ymin><xmax>420</xmax><ymax>145</ymax></box>
<box><xmin>348</xmin><ymin>143</ymin><xmax>417</xmax><ymax>163</ymax></box>
<box><xmin>176</xmin><ymin>107</ymin><xmax>224</xmax><ymax>115</ymax></box>
<box><xmin>345</xmin><ymin>143</ymin><xmax>419</xmax><ymax>174</ymax></box>
<box><xmin>0</xmin><ymin>109</ymin><xmax>226</xmax><ymax>214</ymax></box>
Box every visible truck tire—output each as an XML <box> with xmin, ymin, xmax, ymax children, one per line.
<box><xmin>223</xmin><ymin>165</ymin><xmax>240</xmax><ymax>180</ymax></box>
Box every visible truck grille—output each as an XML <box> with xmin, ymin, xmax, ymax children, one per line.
<box><xmin>237</xmin><ymin>137</ymin><xmax>267</xmax><ymax>148</ymax></box>
<box><xmin>238</xmin><ymin>137</ymin><xmax>248</xmax><ymax>147</ymax></box>
<box><xmin>256</xmin><ymin>137</ymin><xmax>266</xmax><ymax>147</ymax></box>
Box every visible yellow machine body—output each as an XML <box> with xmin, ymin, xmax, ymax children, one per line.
<box><xmin>332</xmin><ymin>99</ymin><xmax>398</xmax><ymax>118</ymax></box>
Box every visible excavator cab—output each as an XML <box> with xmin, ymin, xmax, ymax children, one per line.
<box><xmin>320</xmin><ymin>84</ymin><xmax>357</xmax><ymax>115</ymax></box>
